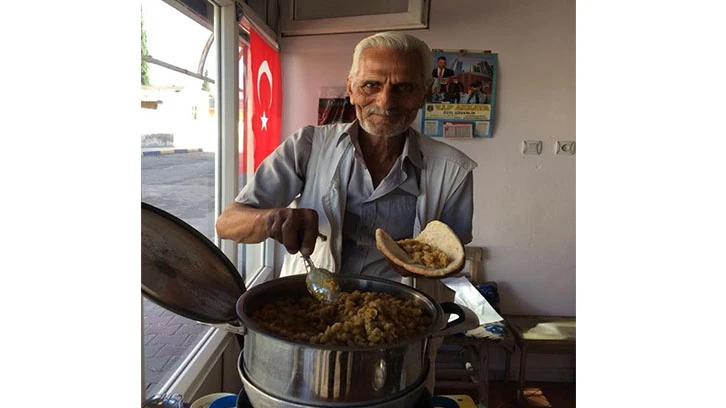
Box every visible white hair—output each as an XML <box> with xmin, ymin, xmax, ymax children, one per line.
<box><xmin>349</xmin><ymin>31</ymin><xmax>433</xmax><ymax>89</ymax></box>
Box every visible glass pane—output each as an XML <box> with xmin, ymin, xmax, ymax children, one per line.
<box><xmin>236</xmin><ymin>40</ymin><xmax>261</xmax><ymax>282</ymax></box>
<box><xmin>235</xmin><ymin>39</ymin><xmax>267</xmax><ymax>284</ymax></box>
<box><xmin>141</xmin><ymin>0</ymin><xmax>213</xmax><ymax>79</ymax></box>
<box><xmin>141</xmin><ymin>0</ymin><xmax>217</xmax><ymax>398</ymax></box>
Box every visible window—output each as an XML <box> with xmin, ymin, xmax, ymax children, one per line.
<box><xmin>141</xmin><ymin>0</ymin><xmax>218</xmax><ymax>398</ymax></box>
<box><xmin>235</xmin><ymin>39</ymin><xmax>264</xmax><ymax>282</ymax></box>
<box><xmin>140</xmin><ymin>0</ymin><xmax>273</xmax><ymax>400</ymax></box>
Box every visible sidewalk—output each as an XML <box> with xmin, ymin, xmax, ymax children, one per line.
<box><xmin>141</xmin><ymin>147</ymin><xmax>204</xmax><ymax>156</ymax></box>
<box><xmin>144</xmin><ymin>297</ymin><xmax>210</xmax><ymax>396</ymax></box>
<box><xmin>141</xmin><ymin>145</ymin><xmax>213</xmax><ymax>397</ymax></box>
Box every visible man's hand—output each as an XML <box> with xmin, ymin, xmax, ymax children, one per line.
<box><xmin>266</xmin><ymin>208</ymin><xmax>320</xmax><ymax>256</ymax></box>
<box><xmin>387</xmin><ymin>260</ymin><xmax>416</xmax><ymax>278</ymax></box>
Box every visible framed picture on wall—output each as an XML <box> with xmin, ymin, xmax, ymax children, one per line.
<box><xmin>420</xmin><ymin>49</ymin><xmax>498</xmax><ymax>138</ymax></box>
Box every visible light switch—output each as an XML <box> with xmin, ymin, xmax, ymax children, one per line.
<box><xmin>522</xmin><ymin>140</ymin><xmax>543</xmax><ymax>155</ymax></box>
<box><xmin>556</xmin><ymin>141</ymin><xmax>576</xmax><ymax>155</ymax></box>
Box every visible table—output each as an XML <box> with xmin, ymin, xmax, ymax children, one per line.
<box><xmin>504</xmin><ymin>315</ymin><xmax>576</xmax><ymax>402</ymax></box>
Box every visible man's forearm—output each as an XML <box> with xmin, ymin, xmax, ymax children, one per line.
<box><xmin>216</xmin><ymin>202</ymin><xmax>274</xmax><ymax>243</ymax></box>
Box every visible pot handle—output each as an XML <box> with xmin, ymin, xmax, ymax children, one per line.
<box><xmin>433</xmin><ymin>302</ymin><xmax>481</xmax><ymax>338</ymax></box>
<box><xmin>211</xmin><ymin>322</ymin><xmax>247</xmax><ymax>336</ymax></box>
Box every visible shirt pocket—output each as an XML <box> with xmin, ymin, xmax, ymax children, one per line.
<box><xmin>375</xmin><ymin>194</ymin><xmax>417</xmax><ymax>241</ymax></box>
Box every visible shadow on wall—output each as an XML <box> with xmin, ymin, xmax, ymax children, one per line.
<box><xmin>479</xmin><ymin>247</ymin><xmax>540</xmax><ymax>315</ymax></box>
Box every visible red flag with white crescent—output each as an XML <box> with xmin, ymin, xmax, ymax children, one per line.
<box><xmin>250</xmin><ymin>28</ymin><xmax>281</xmax><ymax>170</ymax></box>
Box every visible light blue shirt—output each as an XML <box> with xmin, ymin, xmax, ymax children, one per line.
<box><xmin>236</xmin><ymin>121</ymin><xmax>476</xmax><ymax>279</ymax></box>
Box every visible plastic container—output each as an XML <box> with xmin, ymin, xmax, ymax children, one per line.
<box><xmin>208</xmin><ymin>395</ymin><xmax>237</xmax><ymax>408</ymax></box>
<box><xmin>190</xmin><ymin>393</ymin><xmax>236</xmax><ymax>408</ymax></box>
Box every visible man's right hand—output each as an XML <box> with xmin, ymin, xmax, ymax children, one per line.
<box><xmin>216</xmin><ymin>203</ymin><xmax>321</xmax><ymax>257</ymax></box>
<box><xmin>266</xmin><ymin>208</ymin><xmax>320</xmax><ymax>257</ymax></box>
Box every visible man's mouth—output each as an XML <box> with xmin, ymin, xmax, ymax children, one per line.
<box><xmin>365</xmin><ymin>107</ymin><xmax>400</xmax><ymax>117</ymax></box>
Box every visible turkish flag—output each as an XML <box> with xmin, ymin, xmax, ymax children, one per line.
<box><xmin>249</xmin><ymin>28</ymin><xmax>282</xmax><ymax>171</ymax></box>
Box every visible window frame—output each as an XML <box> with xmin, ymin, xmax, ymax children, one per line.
<box><xmin>141</xmin><ymin>0</ymin><xmax>279</xmax><ymax>402</ymax></box>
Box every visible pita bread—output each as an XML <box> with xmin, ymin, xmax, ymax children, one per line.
<box><xmin>375</xmin><ymin>220</ymin><xmax>465</xmax><ymax>277</ymax></box>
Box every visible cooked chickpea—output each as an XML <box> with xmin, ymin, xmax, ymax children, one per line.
<box><xmin>396</xmin><ymin>239</ymin><xmax>449</xmax><ymax>268</ymax></box>
<box><xmin>250</xmin><ymin>290</ymin><xmax>432</xmax><ymax>346</ymax></box>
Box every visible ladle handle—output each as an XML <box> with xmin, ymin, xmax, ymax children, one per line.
<box><xmin>302</xmin><ymin>255</ymin><xmax>315</xmax><ymax>274</ymax></box>
<box><xmin>301</xmin><ymin>234</ymin><xmax>326</xmax><ymax>273</ymax></box>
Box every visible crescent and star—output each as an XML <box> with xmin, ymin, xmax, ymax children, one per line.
<box><xmin>256</xmin><ymin>60</ymin><xmax>273</xmax><ymax>130</ymax></box>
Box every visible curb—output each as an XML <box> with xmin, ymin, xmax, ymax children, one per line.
<box><xmin>141</xmin><ymin>148</ymin><xmax>204</xmax><ymax>156</ymax></box>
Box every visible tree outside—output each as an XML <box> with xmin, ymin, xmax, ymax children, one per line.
<box><xmin>141</xmin><ymin>6</ymin><xmax>150</xmax><ymax>85</ymax></box>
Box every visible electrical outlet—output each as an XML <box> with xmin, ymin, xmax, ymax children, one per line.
<box><xmin>556</xmin><ymin>141</ymin><xmax>576</xmax><ymax>155</ymax></box>
<box><xmin>522</xmin><ymin>140</ymin><xmax>542</xmax><ymax>155</ymax></box>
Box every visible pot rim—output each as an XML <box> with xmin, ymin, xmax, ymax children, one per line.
<box><xmin>236</xmin><ymin>274</ymin><xmax>445</xmax><ymax>351</ymax></box>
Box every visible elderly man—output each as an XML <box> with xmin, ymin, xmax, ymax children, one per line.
<box><xmin>216</xmin><ymin>31</ymin><xmax>478</xmax><ymax>393</ymax></box>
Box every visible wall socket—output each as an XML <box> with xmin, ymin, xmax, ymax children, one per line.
<box><xmin>522</xmin><ymin>140</ymin><xmax>543</xmax><ymax>155</ymax></box>
<box><xmin>556</xmin><ymin>141</ymin><xmax>576</xmax><ymax>155</ymax></box>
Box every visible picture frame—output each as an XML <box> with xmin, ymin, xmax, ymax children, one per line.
<box><xmin>421</xmin><ymin>49</ymin><xmax>498</xmax><ymax>138</ymax></box>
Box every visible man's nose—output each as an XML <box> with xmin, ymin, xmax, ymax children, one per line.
<box><xmin>376</xmin><ymin>84</ymin><xmax>399</xmax><ymax>109</ymax></box>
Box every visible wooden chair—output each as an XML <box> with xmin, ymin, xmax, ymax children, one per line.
<box><xmin>434</xmin><ymin>246</ymin><xmax>514</xmax><ymax>405</ymax></box>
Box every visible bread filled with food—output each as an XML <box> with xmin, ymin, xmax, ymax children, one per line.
<box><xmin>375</xmin><ymin>220</ymin><xmax>465</xmax><ymax>277</ymax></box>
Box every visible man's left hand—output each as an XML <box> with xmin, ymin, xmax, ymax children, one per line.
<box><xmin>385</xmin><ymin>259</ymin><xmax>465</xmax><ymax>280</ymax></box>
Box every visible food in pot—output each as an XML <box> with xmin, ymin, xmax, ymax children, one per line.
<box><xmin>375</xmin><ymin>220</ymin><xmax>465</xmax><ymax>277</ymax></box>
<box><xmin>250</xmin><ymin>290</ymin><xmax>432</xmax><ymax>346</ymax></box>
<box><xmin>395</xmin><ymin>239</ymin><xmax>449</xmax><ymax>269</ymax></box>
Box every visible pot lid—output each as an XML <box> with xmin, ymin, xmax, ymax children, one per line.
<box><xmin>141</xmin><ymin>202</ymin><xmax>246</xmax><ymax>325</ymax></box>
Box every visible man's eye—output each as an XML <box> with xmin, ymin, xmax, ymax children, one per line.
<box><xmin>397</xmin><ymin>84</ymin><xmax>414</xmax><ymax>92</ymax></box>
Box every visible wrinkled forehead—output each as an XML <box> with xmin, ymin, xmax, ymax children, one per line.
<box><xmin>354</xmin><ymin>48</ymin><xmax>424</xmax><ymax>83</ymax></box>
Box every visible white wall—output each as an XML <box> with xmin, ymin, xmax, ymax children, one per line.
<box><xmin>279</xmin><ymin>0</ymin><xmax>575</xmax><ymax>318</ymax></box>
<box><xmin>141</xmin><ymin>87</ymin><xmax>217</xmax><ymax>152</ymax></box>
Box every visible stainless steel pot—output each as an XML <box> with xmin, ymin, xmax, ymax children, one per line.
<box><xmin>235</xmin><ymin>274</ymin><xmax>472</xmax><ymax>406</ymax></box>
<box><xmin>238</xmin><ymin>352</ymin><xmax>430</xmax><ymax>408</ymax></box>
<box><xmin>141</xmin><ymin>203</ymin><xmax>478</xmax><ymax>407</ymax></box>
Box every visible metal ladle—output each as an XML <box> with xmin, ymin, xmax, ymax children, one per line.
<box><xmin>303</xmin><ymin>233</ymin><xmax>341</xmax><ymax>304</ymax></box>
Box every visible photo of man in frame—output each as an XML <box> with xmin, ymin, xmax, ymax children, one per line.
<box><xmin>427</xmin><ymin>50</ymin><xmax>496</xmax><ymax>106</ymax></box>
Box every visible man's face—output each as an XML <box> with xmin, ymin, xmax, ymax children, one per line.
<box><xmin>347</xmin><ymin>48</ymin><xmax>426</xmax><ymax>138</ymax></box>
<box><xmin>437</xmin><ymin>59</ymin><xmax>446</xmax><ymax>69</ymax></box>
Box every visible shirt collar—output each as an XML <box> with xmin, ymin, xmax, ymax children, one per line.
<box><xmin>402</xmin><ymin>127</ymin><xmax>424</xmax><ymax>170</ymax></box>
<box><xmin>335</xmin><ymin>121</ymin><xmax>424</xmax><ymax>170</ymax></box>
<box><xmin>335</xmin><ymin>120</ymin><xmax>359</xmax><ymax>147</ymax></box>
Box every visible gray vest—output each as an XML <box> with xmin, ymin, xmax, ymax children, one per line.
<box><xmin>280</xmin><ymin>122</ymin><xmax>477</xmax><ymax>300</ymax></box>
